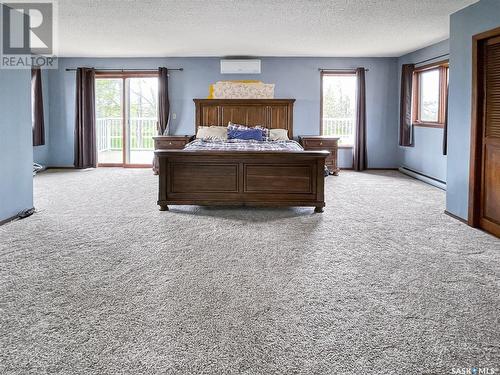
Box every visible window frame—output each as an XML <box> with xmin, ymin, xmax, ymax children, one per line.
<box><xmin>319</xmin><ymin>70</ymin><xmax>357</xmax><ymax>148</ymax></box>
<box><xmin>412</xmin><ymin>61</ymin><xmax>449</xmax><ymax>128</ymax></box>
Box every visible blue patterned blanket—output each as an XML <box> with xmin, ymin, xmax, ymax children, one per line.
<box><xmin>184</xmin><ymin>139</ymin><xmax>304</xmax><ymax>152</ymax></box>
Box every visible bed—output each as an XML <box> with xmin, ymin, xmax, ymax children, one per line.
<box><xmin>155</xmin><ymin>99</ymin><xmax>329</xmax><ymax>212</ymax></box>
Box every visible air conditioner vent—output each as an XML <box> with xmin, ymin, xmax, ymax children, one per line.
<box><xmin>220</xmin><ymin>59</ymin><xmax>261</xmax><ymax>74</ymax></box>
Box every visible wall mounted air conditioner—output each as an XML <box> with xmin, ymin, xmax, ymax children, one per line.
<box><xmin>220</xmin><ymin>59</ymin><xmax>261</xmax><ymax>74</ymax></box>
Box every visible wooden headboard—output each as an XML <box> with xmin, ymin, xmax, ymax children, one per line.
<box><xmin>193</xmin><ymin>99</ymin><xmax>295</xmax><ymax>138</ymax></box>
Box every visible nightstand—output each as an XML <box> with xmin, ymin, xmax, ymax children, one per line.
<box><xmin>152</xmin><ymin>135</ymin><xmax>193</xmax><ymax>175</ymax></box>
<box><xmin>299</xmin><ymin>135</ymin><xmax>340</xmax><ymax>175</ymax></box>
<box><xmin>153</xmin><ymin>135</ymin><xmax>192</xmax><ymax>150</ymax></box>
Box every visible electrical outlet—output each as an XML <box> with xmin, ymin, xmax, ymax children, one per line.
<box><xmin>172</xmin><ymin>113</ymin><xmax>177</xmax><ymax>120</ymax></box>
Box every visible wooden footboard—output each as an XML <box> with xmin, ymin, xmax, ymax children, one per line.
<box><xmin>155</xmin><ymin>150</ymin><xmax>329</xmax><ymax>212</ymax></box>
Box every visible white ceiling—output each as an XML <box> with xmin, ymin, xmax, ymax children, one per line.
<box><xmin>56</xmin><ymin>0</ymin><xmax>478</xmax><ymax>58</ymax></box>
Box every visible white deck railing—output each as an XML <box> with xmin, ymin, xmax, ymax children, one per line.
<box><xmin>322</xmin><ymin>117</ymin><xmax>355</xmax><ymax>145</ymax></box>
<box><xmin>96</xmin><ymin>117</ymin><xmax>157</xmax><ymax>152</ymax></box>
<box><xmin>97</xmin><ymin>117</ymin><xmax>355</xmax><ymax>150</ymax></box>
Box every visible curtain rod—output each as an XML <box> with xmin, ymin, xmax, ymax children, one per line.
<box><xmin>414</xmin><ymin>53</ymin><xmax>449</xmax><ymax>66</ymax></box>
<box><xmin>318</xmin><ymin>68</ymin><xmax>369</xmax><ymax>72</ymax></box>
<box><xmin>65</xmin><ymin>67</ymin><xmax>183</xmax><ymax>72</ymax></box>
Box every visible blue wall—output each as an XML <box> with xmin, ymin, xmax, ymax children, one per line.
<box><xmin>0</xmin><ymin>69</ymin><xmax>33</xmax><ymax>221</ymax></box>
<box><xmin>33</xmin><ymin>69</ymin><xmax>50</xmax><ymax>165</ymax></box>
<box><xmin>397</xmin><ymin>40</ymin><xmax>449</xmax><ymax>183</ymax></box>
<box><xmin>447</xmin><ymin>0</ymin><xmax>500</xmax><ymax>219</ymax></box>
<box><xmin>47</xmin><ymin>57</ymin><xmax>399</xmax><ymax>168</ymax></box>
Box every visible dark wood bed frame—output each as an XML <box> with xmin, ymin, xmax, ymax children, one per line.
<box><xmin>156</xmin><ymin>99</ymin><xmax>329</xmax><ymax>212</ymax></box>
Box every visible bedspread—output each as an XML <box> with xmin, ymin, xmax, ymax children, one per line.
<box><xmin>184</xmin><ymin>139</ymin><xmax>304</xmax><ymax>152</ymax></box>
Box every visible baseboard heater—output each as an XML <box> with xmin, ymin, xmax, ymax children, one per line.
<box><xmin>398</xmin><ymin>167</ymin><xmax>446</xmax><ymax>190</ymax></box>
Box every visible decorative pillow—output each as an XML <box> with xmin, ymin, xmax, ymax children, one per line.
<box><xmin>254</xmin><ymin>125</ymin><xmax>270</xmax><ymax>140</ymax></box>
<box><xmin>228</xmin><ymin>122</ymin><xmax>269</xmax><ymax>140</ymax></box>
<box><xmin>227</xmin><ymin>122</ymin><xmax>249</xmax><ymax>132</ymax></box>
<box><xmin>227</xmin><ymin>127</ymin><xmax>263</xmax><ymax>141</ymax></box>
<box><xmin>196</xmin><ymin>126</ymin><xmax>227</xmax><ymax>140</ymax></box>
<box><xmin>269</xmin><ymin>128</ymin><xmax>289</xmax><ymax>141</ymax></box>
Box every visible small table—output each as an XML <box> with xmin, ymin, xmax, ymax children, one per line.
<box><xmin>299</xmin><ymin>135</ymin><xmax>340</xmax><ymax>175</ymax></box>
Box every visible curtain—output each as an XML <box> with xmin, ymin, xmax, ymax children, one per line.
<box><xmin>399</xmin><ymin>64</ymin><xmax>415</xmax><ymax>147</ymax></box>
<box><xmin>74</xmin><ymin>68</ymin><xmax>96</xmax><ymax>169</ymax></box>
<box><xmin>443</xmin><ymin>83</ymin><xmax>449</xmax><ymax>155</ymax></box>
<box><xmin>154</xmin><ymin>67</ymin><xmax>170</xmax><ymax>174</ymax></box>
<box><xmin>31</xmin><ymin>67</ymin><xmax>45</xmax><ymax>146</ymax></box>
<box><xmin>158</xmin><ymin>67</ymin><xmax>170</xmax><ymax>135</ymax></box>
<box><xmin>353</xmin><ymin>67</ymin><xmax>367</xmax><ymax>171</ymax></box>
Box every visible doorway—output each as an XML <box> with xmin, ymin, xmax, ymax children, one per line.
<box><xmin>470</xmin><ymin>27</ymin><xmax>500</xmax><ymax>237</ymax></box>
<box><xmin>95</xmin><ymin>72</ymin><xmax>158</xmax><ymax>167</ymax></box>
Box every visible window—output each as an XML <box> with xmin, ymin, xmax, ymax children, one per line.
<box><xmin>412</xmin><ymin>62</ymin><xmax>448</xmax><ymax>128</ymax></box>
<box><xmin>320</xmin><ymin>72</ymin><xmax>357</xmax><ymax>146</ymax></box>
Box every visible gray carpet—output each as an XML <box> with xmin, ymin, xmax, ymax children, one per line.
<box><xmin>0</xmin><ymin>169</ymin><xmax>498</xmax><ymax>375</ymax></box>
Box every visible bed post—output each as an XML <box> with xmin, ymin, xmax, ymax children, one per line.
<box><xmin>315</xmin><ymin>158</ymin><xmax>326</xmax><ymax>213</ymax></box>
<box><xmin>157</xmin><ymin>154</ymin><xmax>169</xmax><ymax>212</ymax></box>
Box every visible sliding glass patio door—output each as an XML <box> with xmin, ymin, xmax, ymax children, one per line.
<box><xmin>96</xmin><ymin>78</ymin><xmax>124</xmax><ymax>164</ymax></box>
<box><xmin>95</xmin><ymin>73</ymin><xmax>158</xmax><ymax>167</ymax></box>
<box><xmin>127</xmin><ymin>77</ymin><xmax>158</xmax><ymax>165</ymax></box>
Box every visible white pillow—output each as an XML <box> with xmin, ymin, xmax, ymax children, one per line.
<box><xmin>196</xmin><ymin>126</ymin><xmax>227</xmax><ymax>140</ymax></box>
<box><xmin>269</xmin><ymin>128</ymin><xmax>289</xmax><ymax>141</ymax></box>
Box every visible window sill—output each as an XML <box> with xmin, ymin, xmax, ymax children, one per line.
<box><xmin>338</xmin><ymin>145</ymin><xmax>353</xmax><ymax>149</ymax></box>
<box><xmin>413</xmin><ymin>122</ymin><xmax>445</xmax><ymax>129</ymax></box>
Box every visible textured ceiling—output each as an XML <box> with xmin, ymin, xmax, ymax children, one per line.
<box><xmin>56</xmin><ymin>0</ymin><xmax>478</xmax><ymax>57</ymax></box>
